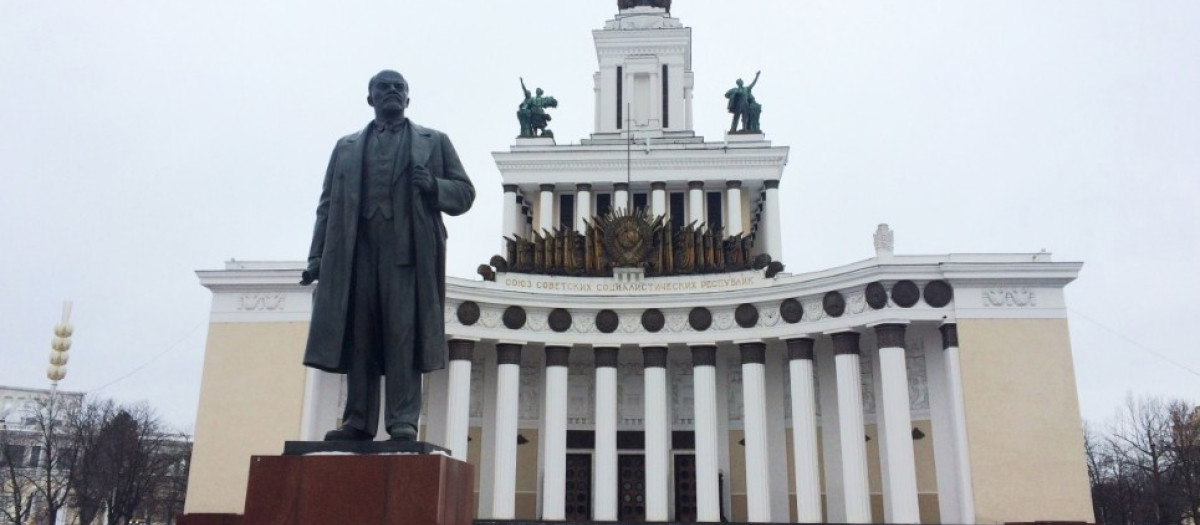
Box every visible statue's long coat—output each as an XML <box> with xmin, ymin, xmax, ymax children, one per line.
<box><xmin>304</xmin><ymin>121</ymin><xmax>475</xmax><ymax>374</ymax></box>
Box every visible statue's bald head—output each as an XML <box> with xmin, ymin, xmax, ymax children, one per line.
<box><xmin>367</xmin><ymin>70</ymin><xmax>409</xmax><ymax>118</ymax></box>
<box><xmin>369</xmin><ymin>70</ymin><xmax>407</xmax><ymax>93</ymax></box>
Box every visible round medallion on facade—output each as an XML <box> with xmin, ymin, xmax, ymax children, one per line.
<box><xmin>688</xmin><ymin>307</ymin><xmax>712</xmax><ymax>331</ymax></box>
<box><xmin>735</xmin><ymin>303</ymin><xmax>759</xmax><ymax>328</ymax></box>
<box><xmin>891</xmin><ymin>280</ymin><xmax>921</xmax><ymax>308</ymax></box>
<box><xmin>595</xmin><ymin>309</ymin><xmax>619</xmax><ymax>334</ymax></box>
<box><xmin>641</xmin><ymin>309</ymin><xmax>665</xmax><ymax>332</ymax></box>
<box><xmin>823</xmin><ymin>291</ymin><xmax>846</xmax><ymax>318</ymax></box>
<box><xmin>924</xmin><ymin>280</ymin><xmax>954</xmax><ymax>308</ymax></box>
<box><xmin>502</xmin><ymin>306</ymin><xmax>526</xmax><ymax>330</ymax></box>
<box><xmin>865</xmin><ymin>282</ymin><xmax>888</xmax><ymax>310</ymax></box>
<box><xmin>548</xmin><ymin>308</ymin><xmax>573</xmax><ymax>332</ymax></box>
<box><xmin>456</xmin><ymin>301</ymin><xmax>480</xmax><ymax>326</ymax></box>
<box><xmin>780</xmin><ymin>298</ymin><xmax>803</xmax><ymax>324</ymax></box>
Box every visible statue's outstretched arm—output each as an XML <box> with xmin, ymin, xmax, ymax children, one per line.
<box><xmin>748</xmin><ymin>71</ymin><xmax>761</xmax><ymax>90</ymax></box>
<box><xmin>520</xmin><ymin>77</ymin><xmax>530</xmax><ymax>98</ymax></box>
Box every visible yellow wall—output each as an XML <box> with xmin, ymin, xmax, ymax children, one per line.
<box><xmin>958</xmin><ymin>318</ymin><xmax>1095</xmax><ymax>524</ymax></box>
<box><xmin>183</xmin><ymin>322</ymin><xmax>309</xmax><ymax>514</ymax></box>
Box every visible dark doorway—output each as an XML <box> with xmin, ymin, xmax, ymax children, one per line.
<box><xmin>618</xmin><ymin>454</ymin><xmax>646</xmax><ymax>521</ymax></box>
<box><xmin>565</xmin><ymin>453</ymin><xmax>592</xmax><ymax>520</ymax></box>
<box><xmin>674</xmin><ymin>454</ymin><xmax>698</xmax><ymax>522</ymax></box>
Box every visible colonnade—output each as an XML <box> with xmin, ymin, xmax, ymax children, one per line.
<box><xmin>439</xmin><ymin>323</ymin><xmax>971</xmax><ymax>523</ymax></box>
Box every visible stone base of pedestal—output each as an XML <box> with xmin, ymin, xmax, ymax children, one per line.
<box><xmin>243</xmin><ymin>453</ymin><xmax>473</xmax><ymax>525</ymax></box>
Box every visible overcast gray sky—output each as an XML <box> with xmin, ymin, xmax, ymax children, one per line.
<box><xmin>2</xmin><ymin>1</ymin><xmax>1198</xmax><ymax>431</ymax></box>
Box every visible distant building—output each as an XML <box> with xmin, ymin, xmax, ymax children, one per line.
<box><xmin>183</xmin><ymin>3</ymin><xmax>1094</xmax><ymax>523</ymax></box>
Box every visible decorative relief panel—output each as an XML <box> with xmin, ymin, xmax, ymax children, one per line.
<box><xmin>666</xmin><ymin>312</ymin><xmax>689</xmax><ymax>333</ymax></box>
<box><xmin>714</xmin><ymin>311</ymin><xmax>735</xmax><ymax>331</ymax></box>
<box><xmin>567</xmin><ymin>362</ymin><xmax>593</xmax><ymax>425</ymax></box>
<box><xmin>906</xmin><ymin>348</ymin><xmax>929</xmax><ymax>411</ymax></box>
<box><xmin>519</xmin><ymin>360</ymin><xmax>540</xmax><ymax>421</ymax></box>
<box><xmin>761</xmin><ymin>306</ymin><xmax>781</xmax><ymax>327</ymax></box>
<box><xmin>859</xmin><ymin>353</ymin><xmax>875</xmax><ymax>413</ymax></box>
<box><xmin>846</xmin><ymin>291</ymin><xmax>867</xmax><ymax>316</ymax></box>
<box><xmin>725</xmin><ymin>357</ymin><xmax>743</xmax><ymax>423</ymax></box>
<box><xmin>469</xmin><ymin>355</ymin><xmax>485</xmax><ymax>418</ymax></box>
<box><xmin>982</xmin><ymin>287</ymin><xmax>1037</xmax><ymax>307</ymax></box>
<box><xmin>618</xmin><ymin>363</ymin><xmax>644</xmax><ymax>426</ymax></box>
<box><xmin>238</xmin><ymin>293</ymin><xmax>286</xmax><ymax>311</ymax></box>
<box><xmin>670</xmin><ymin>359</ymin><xmax>694</xmax><ymax>426</ymax></box>
<box><xmin>803</xmin><ymin>300</ymin><xmax>825</xmax><ymax>322</ymax></box>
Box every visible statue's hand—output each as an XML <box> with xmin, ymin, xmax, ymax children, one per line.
<box><xmin>412</xmin><ymin>165</ymin><xmax>437</xmax><ymax>196</ymax></box>
<box><xmin>300</xmin><ymin>269</ymin><xmax>317</xmax><ymax>286</ymax></box>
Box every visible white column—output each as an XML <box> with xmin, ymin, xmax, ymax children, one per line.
<box><xmin>445</xmin><ymin>339</ymin><xmax>475</xmax><ymax>461</ymax></box>
<box><xmin>739</xmin><ymin>342</ymin><xmax>772</xmax><ymax>522</ymax></box>
<box><xmin>691</xmin><ymin>345</ymin><xmax>721</xmax><ymax>522</ymax></box>
<box><xmin>786</xmin><ymin>338</ymin><xmax>822</xmax><ymax>523</ymax></box>
<box><xmin>687</xmin><ymin>181</ymin><xmax>705</xmax><ymax>225</ymax></box>
<box><xmin>942</xmin><ymin>324</ymin><xmax>976</xmax><ymax>524</ymax></box>
<box><xmin>539</xmin><ymin>183</ymin><xmax>555</xmax><ymax>232</ymax></box>
<box><xmin>541</xmin><ymin>346</ymin><xmax>570</xmax><ymax>520</ymax></box>
<box><xmin>874</xmin><ymin>324</ymin><xmax>920</xmax><ymax>523</ymax></box>
<box><xmin>593</xmin><ymin>347</ymin><xmax>619</xmax><ymax>521</ymax></box>
<box><xmin>832</xmin><ymin>332</ymin><xmax>871</xmax><ymax>523</ymax></box>
<box><xmin>575</xmin><ymin>184</ymin><xmax>592</xmax><ymax>234</ymax></box>
<box><xmin>651</xmin><ymin>181</ymin><xmax>667</xmax><ymax>218</ymax></box>
<box><xmin>490</xmin><ymin>342</ymin><xmax>523</xmax><ymax>519</ymax></box>
<box><xmin>763</xmin><ymin>180</ymin><xmax>782</xmax><ymax>260</ymax></box>
<box><xmin>299</xmin><ymin>368</ymin><xmax>340</xmax><ymax>441</ymax></box>
<box><xmin>643</xmin><ymin>346</ymin><xmax>670</xmax><ymax>522</ymax></box>
<box><xmin>725</xmin><ymin>180</ymin><xmax>743</xmax><ymax>237</ymax></box>
<box><xmin>502</xmin><ymin>184</ymin><xmax>520</xmax><ymax>243</ymax></box>
<box><xmin>614</xmin><ymin>183</ymin><xmax>629</xmax><ymax>213</ymax></box>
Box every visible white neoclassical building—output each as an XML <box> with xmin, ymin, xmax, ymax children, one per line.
<box><xmin>182</xmin><ymin>4</ymin><xmax>1094</xmax><ymax>524</ymax></box>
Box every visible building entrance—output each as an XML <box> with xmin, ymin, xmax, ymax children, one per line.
<box><xmin>618</xmin><ymin>453</ymin><xmax>646</xmax><ymax>521</ymax></box>
<box><xmin>564</xmin><ymin>453</ymin><xmax>592</xmax><ymax>520</ymax></box>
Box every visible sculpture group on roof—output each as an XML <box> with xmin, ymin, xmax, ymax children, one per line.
<box><xmin>517</xmin><ymin>77</ymin><xmax>558</xmax><ymax>138</ymax></box>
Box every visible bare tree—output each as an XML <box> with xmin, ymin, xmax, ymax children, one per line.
<box><xmin>0</xmin><ymin>425</ymin><xmax>35</xmax><ymax>525</ymax></box>
<box><xmin>27</xmin><ymin>395</ymin><xmax>81</xmax><ymax>525</ymax></box>
<box><xmin>95</xmin><ymin>405</ymin><xmax>174</xmax><ymax>525</ymax></box>
<box><xmin>1167</xmin><ymin>401</ymin><xmax>1200</xmax><ymax>524</ymax></box>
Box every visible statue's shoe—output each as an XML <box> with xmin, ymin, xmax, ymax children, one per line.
<box><xmin>387</xmin><ymin>426</ymin><xmax>417</xmax><ymax>442</ymax></box>
<box><xmin>323</xmin><ymin>426</ymin><xmax>373</xmax><ymax>441</ymax></box>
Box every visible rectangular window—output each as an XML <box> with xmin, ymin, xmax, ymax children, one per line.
<box><xmin>616</xmin><ymin>66</ymin><xmax>623</xmax><ymax>129</ymax></box>
<box><xmin>669</xmin><ymin>192</ymin><xmax>685</xmax><ymax>231</ymax></box>
<box><xmin>559</xmin><ymin>193</ymin><xmax>575</xmax><ymax>230</ymax></box>
<box><xmin>633</xmin><ymin>193</ymin><xmax>648</xmax><ymax>213</ymax></box>
<box><xmin>28</xmin><ymin>446</ymin><xmax>41</xmax><ymax>469</ymax></box>
<box><xmin>706</xmin><ymin>191</ymin><xmax>724</xmax><ymax>232</ymax></box>
<box><xmin>662</xmin><ymin>64</ymin><xmax>669</xmax><ymax>128</ymax></box>
<box><xmin>596</xmin><ymin>193</ymin><xmax>612</xmax><ymax>218</ymax></box>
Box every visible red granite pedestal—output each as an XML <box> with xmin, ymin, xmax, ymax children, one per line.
<box><xmin>241</xmin><ymin>453</ymin><xmax>473</xmax><ymax>525</ymax></box>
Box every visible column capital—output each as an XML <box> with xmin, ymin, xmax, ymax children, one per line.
<box><xmin>496</xmin><ymin>343</ymin><xmax>523</xmax><ymax>365</ymax></box>
<box><xmin>545</xmin><ymin>346</ymin><xmax>571</xmax><ymax>367</ymax></box>
<box><xmin>831</xmin><ymin>331</ymin><xmax>862</xmax><ymax>356</ymax></box>
<box><xmin>785</xmin><ymin>338</ymin><xmax>815</xmax><ymax>361</ymax></box>
<box><xmin>940</xmin><ymin>323</ymin><xmax>959</xmax><ymax>349</ymax></box>
<box><xmin>874</xmin><ymin>323</ymin><xmax>908</xmax><ymax>349</ymax></box>
<box><xmin>539</xmin><ymin>183</ymin><xmax>555</xmax><ymax>192</ymax></box>
<box><xmin>643</xmin><ymin>346</ymin><xmax>668</xmax><ymax>368</ymax></box>
<box><xmin>613</xmin><ymin>182</ymin><xmax>630</xmax><ymax>191</ymax></box>
<box><xmin>502</xmin><ymin>183</ymin><xmax>519</xmax><ymax>193</ymax></box>
<box><xmin>594</xmin><ymin>346</ymin><xmax>619</xmax><ymax>368</ymax></box>
<box><xmin>688</xmin><ymin>180</ymin><xmax>705</xmax><ymax>190</ymax></box>
<box><xmin>691</xmin><ymin>345</ymin><xmax>717</xmax><ymax>367</ymax></box>
<box><xmin>651</xmin><ymin>181</ymin><xmax>667</xmax><ymax>190</ymax></box>
<box><xmin>726</xmin><ymin>180</ymin><xmax>742</xmax><ymax>189</ymax></box>
<box><xmin>739</xmin><ymin>342</ymin><xmax>766</xmax><ymax>365</ymax></box>
<box><xmin>764</xmin><ymin>179</ymin><xmax>780</xmax><ymax>190</ymax></box>
<box><xmin>576</xmin><ymin>183</ymin><xmax>592</xmax><ymax>192</ymax></box>
<box><xmin>448</xmin><ymin>339</ymin><xmax>475</xmax><ymax>361</ymax></box>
